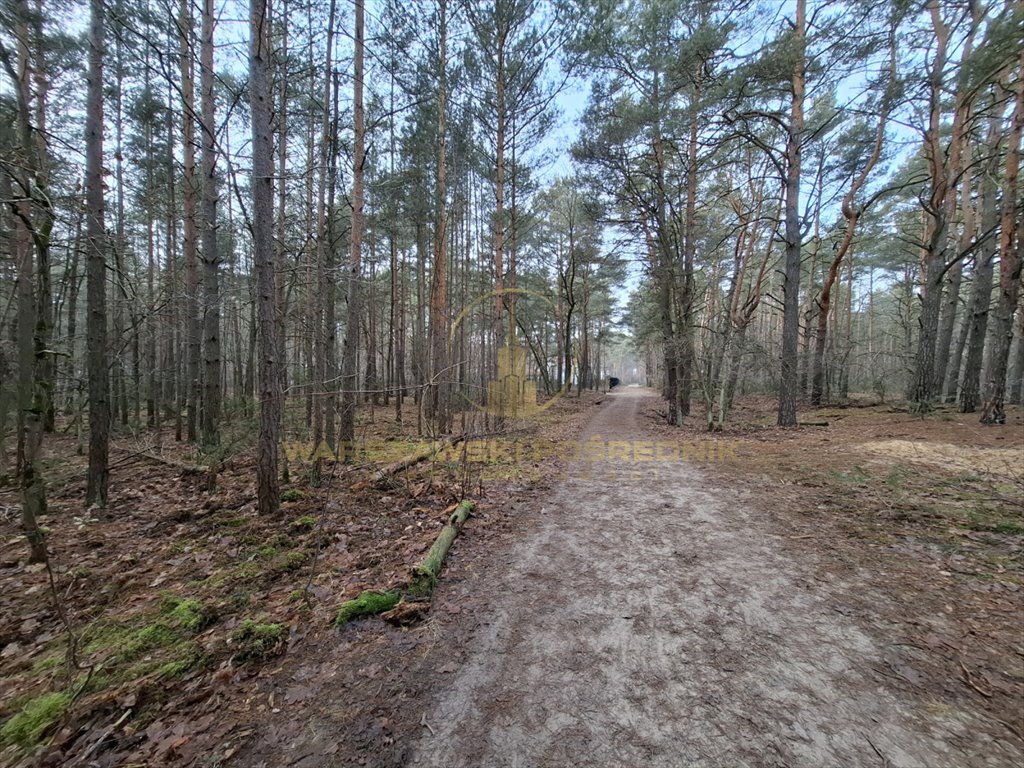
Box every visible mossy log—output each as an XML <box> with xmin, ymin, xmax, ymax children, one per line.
<box><xmin>411</xmin><ymin>500</ymin><xmax>474</xmax><ymax>591</ymax></box>
<box><xmin>335</xmin><ymin>590</ymin><xmax>401</xmax><ymax>625</ymax></box>
<box><xmin>333</xmin><ymin>500</ymin><xmax>474</xmax><ymax>626</ymax></box>
<box><xmin>374</xmin><ymin>436</ymin><xmax>465</xmax><ymax>481</ymax></box>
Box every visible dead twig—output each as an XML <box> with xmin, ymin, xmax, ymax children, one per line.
<box><xmin>77</xmin><ymin>707</ymin><xmax>133</xmax><ymax>764</ymax></box>
<box><xmin>865</xmin><ymin>734</ymin><xmax>890</xmax><ymax>767</ymax></box>
<box><xmin>959</xmin><ymin>660</ymin><xmax>993</xmax><ymax>698</ymax></box>
<box><xmin>420</xmin><ymin>712</ymin><xmax>435</xmax><ymax>736</ymax></box>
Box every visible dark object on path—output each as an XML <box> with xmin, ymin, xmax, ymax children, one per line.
<box><xmin>609</xmin><ymin>377</ymin><xmax>620</xmax><ymax>389</ymax></box>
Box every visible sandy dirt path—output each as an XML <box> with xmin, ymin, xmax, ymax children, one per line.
<box><xmin>407</xmin><ymin>388</ymin><xmax>1013</xmax><ymax>768</ymax></box>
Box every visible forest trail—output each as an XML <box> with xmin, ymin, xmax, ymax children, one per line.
<box><xmin>408</xmin><ymin>388</ymin><xmax>1008</xmax><ymax>768</ymax></box>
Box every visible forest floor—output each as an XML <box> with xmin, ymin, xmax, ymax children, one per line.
<box><xmin>1</xmin><ymin>388</ymin><xmax>1022</xmax><ymax>767</ymax></box>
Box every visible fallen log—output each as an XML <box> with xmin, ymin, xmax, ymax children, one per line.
<box><xmin>409</xmin><ymin>500</ymin><xmax>474</xmax><ymax>596</ymax></box>
<box><xmin>335</xmin><ymin>590</ymin><xmax>401</xmax><ymax>625</ymax></box>
<box><xmin>373</xmin><ymin>436</ymin><xmax>465</xmax><ymax>483</ymax></box>
<box><xmin>334</xmin><ymin>499</ymin><xmax>475</xmax><ymax>626</ymax></box>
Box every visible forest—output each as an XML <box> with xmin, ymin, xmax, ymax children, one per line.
<box><xmin>1</xmin><ymin>0</ymin><xmax>1022</xmax><ymax>765</ymax></box>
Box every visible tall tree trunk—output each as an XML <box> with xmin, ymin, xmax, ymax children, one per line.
<box><xmin>679</xmin><ymin>65</ymin><xmax>701</xmax><ymax>418</ymax></box>
<box><xmin>980</xmin><ymin>56</ymin><xmax>1023</xmax><ymax>424</ymax></box>
<box><xmin>310</xmin><ymin>0</ymin><xmax>336</xmax><ymax>484</ymax></box>
<box><xmin>339</xmin><ymin>0</ymin><xmax>365</xmax><ymax>460</ymax></box>
<box><xmin>414</xmin><ymin>221</ymin><xmax>426</xmax><ymax>402</ymax></box>
<box><xmin>936</xmin><ymin>144</ymin><xmax>973</xmax><ymax>398</ymax></box>
<box><xmin>250</xmin><ymin>0</ymin><xmax>280</xmax><ymax>514</ymax></box>
<box><xmin>428</xmin><ymin>0</ymin><xmax>450</xmax><ymax>433</ymax></box>
<box><xmin>164</xmin><ymin>80</ymin><xmax>181</xmax><ymax>438</ymax></box>
<box><xmin>493</xmin><ymin>28</ymin><xmax>507</xmax><ymax>355</ymax></box>
<box><xmin>942</xmin><ymin>148</ymin><xmax>978</xmax><ymax>404</ymax></box>
<box><xmin>14</xmin><ymin>194</ymin><xmax>46</xmax><ymax>561</ymax></box>
<box><xmin>180</xmin><ymin>0</ymin><xmax>200</xmax><ymax>441</ymax></box>
<box><xmin>65</xmin><ymin>202</ymin><xmax>82</xmax><ymax>415</ymax></box>
<box><xmin>777</xmin><ymin>0</ymin><xmax>805</xmax><ymax>427</ymax></box>
<box><xmin>113</xmin><ymin>24</ymin><xmax>128</xmax><ymax>427</ymax></box>
<box><xmin>959</xmin><ymin>113</ymin><xmax>1001</xmax><ymax>412</ymax></box>
<box><xmin>911</xmin><ymin>1</ymin><xmax>976</xmax><ymax>410</ymax></box>
<box><xmin>85</xmin><ymin>0</ymin><xmax>109</xmax><ymax>508</ymax></box>
<box><xmin>275</xmin><ymin>0</ymin><xmax>289</xmax><ymax>416</ymax></box>
<box><xmin>200</xmin><ymin>0</ymin><xmax>220</xmax><ymax>447</ymax></box>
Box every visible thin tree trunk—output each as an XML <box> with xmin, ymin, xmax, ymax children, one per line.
<box><xmin>180</xmin><ymin>0</ymin><xmax>200</xmax><ymax>441</ymax></box>
<box><xmin>200</xmin><ymin>0</ymin><xmax>220</xmax><ymax>447</ymax></box>
<box><xmin>428</xmin><ymin>0</ymin><xmax>450</xmax><ymax>434</ymax></box>
<box><xmin>339</xmin><ymin>0</ymin><xmax>365</xmax><ymax>460</ymax></box>
<box><xmin>493</xmin><ymin>27</ymin><xmax>507</xmax><ymax>355</ymax></box>
<box><xmin>778</xmin><ymin>0</ymin><xmax>805</xmax><ymax>427</ymax></box>
<box><xmin>959</xmin><ymin>113</ymin><xmax>1001</xmax><ymax>412</ymax></box>
<box><xmin>912</xmin><ymin>1</ymin><xmax>976</xmax><ymax>410</ymax></box>
<box><xmin>85</xmin><ymin>0</ymin><xmax>109</xmax><ymax>508</ymax></box>
<box><xmin>980</xmin><ymin>55</ymin><xmax>1023</xmax><ymax>424</ymax></box>
<box><xmin>250</xmin><ymin>0</ymin><xmax>280</xmax><ymax>513</ymax></box>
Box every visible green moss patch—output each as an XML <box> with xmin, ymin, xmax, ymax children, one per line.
<box><xmin>335</xmin><ymin>590</ymin><xmax>400</xmax><ymax>625</ymax></box>
<box><xmin>0</xmin><ymin>691</ymin><xmax>70</xmax><ymax>748</ymax></box>
<box><xmin>230</xmin><ymin>620</ymin><xmax>285</xmax><ymax>664</ymax></box>
<box><xmin>272</xmin><ymin>551</ymin><xmax>307</xmax><ymax>574</ymax></box>
<box><xmin>162</xmin><ymin>596</ymin><xmax>214</xmax><ymax>632</ymax></box>
<box><xmin>289</xmin><ymin>515</ymin><xmax>319</xmax><ymax>532</ymax></box>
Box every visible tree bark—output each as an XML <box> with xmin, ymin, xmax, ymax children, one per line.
<box><xmin>777</xmin><ymin>0</ymin><xmax>805</xmax><ymax>427</ymax></box>
<box><xmin>200</xmin><ymin>0</ymin><xmax>220</xmax><ymax>447</ymax></box>
<box><xmin>428</xmin><ymin>0</ymin><xmax>451</xmax><ymax>434</ymax></box>
<box><xmin>250</xmin><ymin>0</ymin><xmax>281</xmax><ymax>513</ymax></box>
<box><xmin>911</xmin><ymin>1</ymin><xmax>977</xmax><ymax>410</ymax></box>
<box><xmin>180</xmin><ymin>0</ymin><xmax>200</xmax><ymax>442</ymax></box>
<box><xmin>85</xmin><ymin>0</ymin><xmax>109</xmax><ymax>508</ymax></box>
<box><xmin>980</xmin><ymin>55</ymin><xmax>1023</xmax><ymax>424</ymax></box>
<box><xmin>959</xmin><ymin>113</ymin><xmax>1001</xmax><ymax>413</ymax></box>
<box><xmin>493</xmin><ymin>26</ymin><xmax>507</xmax><ymax>356</ymax></box>
<box><xmin>339</xmin><ymin>0</ymin><xmax>365</xmax><ymax>460</ymax></box>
